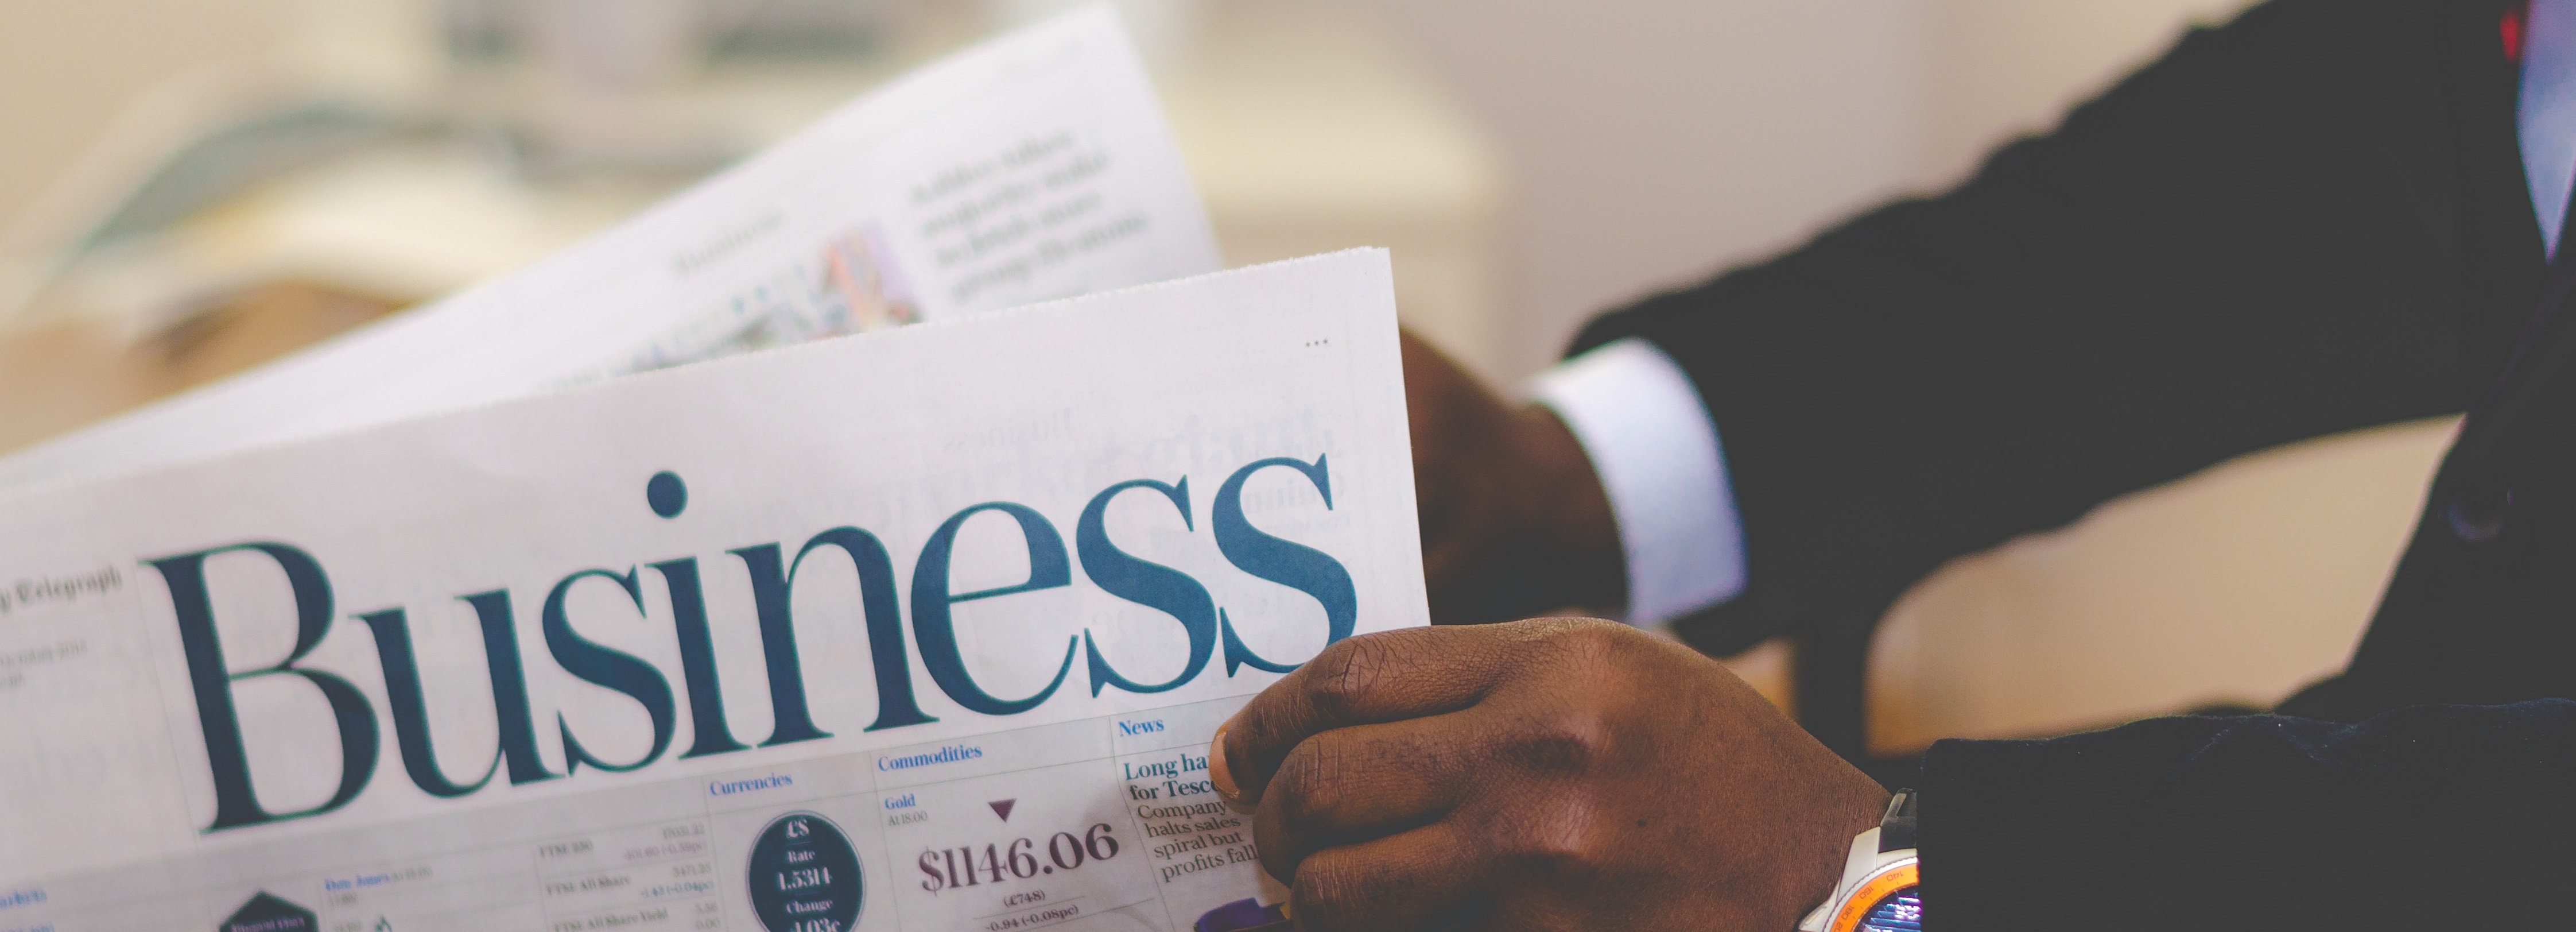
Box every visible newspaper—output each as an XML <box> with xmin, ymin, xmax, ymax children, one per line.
<box><xmin>0</xmin><ymin>250</ymin><xmax>1424</xmax><ymax>932</ymax></box>
<box><xmin>0</xmin><ymin>6</ymin><xmax>1219</xmax><ymax>492</ymax></box>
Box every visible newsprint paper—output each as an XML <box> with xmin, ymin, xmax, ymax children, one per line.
<box><xmin>0</xmin><ymin>5</ymin><xmax>1220</xmax><ymax>492</ymax></box>
<box><xmin>0</xmin><ymin>250</ymin><xmax>1425</xmax><ymax>932</ymax></box>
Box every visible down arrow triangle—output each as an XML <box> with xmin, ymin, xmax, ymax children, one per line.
<box><xmin>989</xmin><ymin>799</ymin><xmax>1017</xmax><ymax>821</ymax></box>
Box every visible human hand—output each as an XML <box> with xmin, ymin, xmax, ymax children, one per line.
<box><xmin>1400</xmin><ymin>331</ymin><xmax>1621</xmax><ymax>623</ymax></box>
<box><xmin>1206</xmin><ymin>618</ymin><xmax>1888</xmax><ymax>931</ymax></box>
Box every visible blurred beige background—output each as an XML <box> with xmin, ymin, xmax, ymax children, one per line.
<box><xmin>0</xmin><ymin>0</ymin><xmax>2445</xmax><ymax>754</ymax></box>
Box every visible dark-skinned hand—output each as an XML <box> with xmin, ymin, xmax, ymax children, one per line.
<box><xmin>1400</xmin><ymin>331</ymin><xmax>1623</xmax><ymax>624</ymax></box>
<box><xmin>1205</xmin><ymin>618</ymin><xmax>1889</xmax><ymax>932</ymax></box>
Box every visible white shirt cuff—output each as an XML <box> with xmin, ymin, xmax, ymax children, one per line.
<box><xmin>1529</xmin><ymin>337</ymin><xmax>1748</xmax><ymax>625</ymax></box>
<box><xmin>2523</xmin><ymin>0</ymin><xmax>2576</xmax><ymax>256</ymax></box>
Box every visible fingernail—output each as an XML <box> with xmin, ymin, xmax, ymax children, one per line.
<box><xmin>1209</xmin><ymin>719</ymin><xmax>1244</xmax><ymax>806</ymax></box>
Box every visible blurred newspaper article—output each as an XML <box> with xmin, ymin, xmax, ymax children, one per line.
<box><xmin>0</xmin><ymin>6</ymin><xmax>1219</xmax><ymax>491</ymax></box>
<box><xmin>0</xmin><ymin>250</ymin><xmax>1422</xmax><ymax>932</ymax></box>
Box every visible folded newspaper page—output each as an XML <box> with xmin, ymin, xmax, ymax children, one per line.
<box><xmin>0</xmin><ymin>5</ymin><xmax>1219</xmax><ymax>492</ymax></box>
<box><xmin>0</xmin><ymin>250</ymin><xmax>1423</xmax><ymax>932</ymax></box>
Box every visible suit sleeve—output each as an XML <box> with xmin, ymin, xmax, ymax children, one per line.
<box><xmin>1917</xmin><ymin>701</ymin><xmax>2576</xmax><ymax>929</ymax></box>
<box><xmin>1569</xmin><ymin>0</ymin><xmax>2531</xmax><ymax>653</ymax></box>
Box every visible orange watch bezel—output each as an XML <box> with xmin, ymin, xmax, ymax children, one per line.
<box><xmin>1826</xmin><ymin>859</ymin><xmax>1919</xmax><ymax>932</ymax></box>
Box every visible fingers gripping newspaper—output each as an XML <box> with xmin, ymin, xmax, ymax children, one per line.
<box><xmin>0</xmin><ymin>249</ymin><xmax>1425</xmax><ymax>931</ymax></box>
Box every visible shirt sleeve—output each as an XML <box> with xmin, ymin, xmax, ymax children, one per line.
<box><xmin>2522</xmin><ymin>0</ymin><xmax>2576</xmax><ymax>257</ymax></box>
<box><xmin>1528</xmin><ymin>337</ymin><xmax>1747</xmax><ymax>625</ymax></box>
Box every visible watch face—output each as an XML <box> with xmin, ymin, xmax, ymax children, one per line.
<box><xmin>1855</xmin><ymin>887</ymin><xmax>1922</xmax><ymax>932</ymax></box>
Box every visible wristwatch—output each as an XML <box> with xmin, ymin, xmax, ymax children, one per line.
<box><xmin>1797</xmin><ymin>789</ymin><xmax>1920</xmax><ymax>932</ymax></box>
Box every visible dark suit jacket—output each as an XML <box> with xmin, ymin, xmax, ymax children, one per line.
<box><xmin>1571</xmin><ymin>0</ymin><xmax>2576</xmax><ymax>926</ymax></box>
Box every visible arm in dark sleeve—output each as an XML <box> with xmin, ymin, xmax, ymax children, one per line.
<box><xmin>1917</xmin><ymin>699</ymin><xmax>2576</xmax><ymax>929</ymax></box>
<box><xmin>1570</xmin><ymin>0</ymin><xmax>2536</xmax><ymax>652</ymax></box>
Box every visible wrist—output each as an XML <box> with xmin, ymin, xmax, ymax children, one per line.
<box><xmin>1500</xmin><ymin>403</ymin><xmax>1625</xmax><ymax>610</ymax></box>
